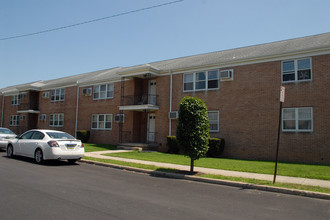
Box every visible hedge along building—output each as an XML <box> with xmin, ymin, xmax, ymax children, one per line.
<box><xmin>1</xmin><ymin>32</ymin><xmax>329</xmax><ymax>164</ymax></box>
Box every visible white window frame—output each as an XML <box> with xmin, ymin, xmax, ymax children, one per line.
<box><xmin>39</xmin><ymin>114</ymin><xmax>47</xmax><ymax>121</ymax></box>
<box><xmin>281</xmin><ymin>58</ymin><xmax>312</xmax><ymax>83</ymax></box>
<box><xmin>183</xmin><ymin>70</ymin><xmax>219</xmax><ymax>92</ymax></box>
<box><xmin>114</xmin><ymin>114</ymin><xmax>125</xmax><ymax>123</ymax></box>
<box><xmin>11</xmin><ymin>95</ymin><xmax>20</xmax><ymax>106</ymax></box>
<box><xmin>91</xmin><ymin>114</ymin><xmax>112</xmax><ymax>130</ymax></box>
<box><xmin>49</xmin><ymin>113</ymin><xmax>64</xmax><ymax>127</ymax></box>
<box><xmin>51</xmin><ymin>88</ymin><xmax>65</xmax><ymax>102</ymax></box>
<box><xmin>42</xmin><ymin>92</ymin><xmax>49</xmax><ymax>98</ymax></box>
<box><xmin>208</xmin><ymin>111</ymin><xmax>219</xmax><ymax>132</ymax></box>
<box><xmin>9</xmin><ymin>115</ymin><xmax>19</xmax><ymax>126</ymax></box>
<box><xmin>93</xmin><ymin>83</ymin><xmax>114</xmax><ymax>100</ymax></box>
<box><xmin>220</xmin><ymin>69</ymin><xmax>234</xmax><ymax>81</ymax></box>
<box><xmin>282</xmin><ymin>107</ymin><xmax>313</xmax><ymax>132</ymax></box>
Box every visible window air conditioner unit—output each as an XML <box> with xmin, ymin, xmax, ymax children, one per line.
<box><xmin>39</xmin><ymin>114</ymin><xmax>46</xmax><ymax>121</ymax></box>
<box><xmin>114</xmin><ymin>114</ymin><xmax>125</xmax><ymax>123</ymax></box>
<box><xmin>169</xmin><ymin>111</ymin><xmax>178</xmax><ymax>119</ymax></box>
<box><xmin>82</xmin><ymin>88</ymin><xmax>92</xmax><ymax>96</ymax></box>
<box><xmin>42</xmin><ymin>92</ymin><xmax>49</xmax><ymax>98</ymax></box>
<box><xmin>220</xmin><ymin>70</ymin><xmax>233</xmax><ymax>81</ymax></box>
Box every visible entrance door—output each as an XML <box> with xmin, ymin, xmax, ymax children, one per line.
<box><xmin>148</xmin><ymin>80</ymin><xmax>156</xmax><ymax>105</ymax></box>
<box><xmin>147</xmin><ymin>113</ymin><xmax>155</xmax><ymax>142</ymax></box>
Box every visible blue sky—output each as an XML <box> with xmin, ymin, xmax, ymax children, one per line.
<box><xmin>1</xmin><ymin>0</ymin><xmax>329</xmax><ymax>89</ymax></box>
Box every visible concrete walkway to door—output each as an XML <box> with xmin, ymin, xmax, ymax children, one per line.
<box><xmin>84</xmin><ymin>150</ymin><xmax>330</xmax><ymax>189</ymax></box>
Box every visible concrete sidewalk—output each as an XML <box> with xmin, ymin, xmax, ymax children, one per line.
<box><xmin>85</xmin><ymin>150</ymin><xmax>330</xmax><ymax>189</ymax></box>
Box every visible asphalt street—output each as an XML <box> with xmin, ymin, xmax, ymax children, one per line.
<box><xmin>0</xmin><ymin>150</ymin><xmax>329</xmax><ymax>220</ymax></box>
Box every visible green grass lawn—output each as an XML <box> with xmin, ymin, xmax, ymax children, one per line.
<box><xmin>84</xmin><ymin>143</ymin><xmax>117</xmax><ymax>152</ymax></box>
<box><xmin>105</xmin><ymin>151</ymin><xmax>330</xmax><ymax>180</ymax></box>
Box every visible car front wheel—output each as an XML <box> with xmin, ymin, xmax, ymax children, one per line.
<box><xmin>7</xmin><ymin>145</ymin><xmax>14</xmax><ymax>158</ymax></box>
<box><xmin>35</xmin><ymin>149</ymin><xmax>44</xmax><ymax>164</ymax></box>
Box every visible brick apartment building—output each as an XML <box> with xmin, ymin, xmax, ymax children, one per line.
<box><xmin>1</xmin><ymin>33</ymin><xmax>329</xmax><ymax>164</ymax></box>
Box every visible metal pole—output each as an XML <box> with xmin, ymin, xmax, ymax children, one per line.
<box><xmin>273</xmin><ymin>101</ymin><xmax>282</xmax><ymax>184</ymax></box>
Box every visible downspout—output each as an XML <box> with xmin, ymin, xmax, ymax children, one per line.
<box><xmin>74</xmin><ymin>83</ymin><xmax>79</xmax><ymax>138</ymax></box>
<box><xmin>1</xmin><ymin>94</ymin><xmax>4</xmax><ymax>127</ymax></box>
<box><xmin>169</xmin><ymin>70</ymin><xmax>173</xmax><ymax>136</ymax></box>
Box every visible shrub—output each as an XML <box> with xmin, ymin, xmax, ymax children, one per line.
<box><xmin>176</xmin><ymin>96</ymin><xmax>209</xmax><ymax>173</ymax></box>
<box><xmin>206</xmin><ymin>138</ymin><xmax>225</xmax><ymax>158</ymax></box>
<box><xmin>167</xmin><ymin>136</ymin><xmax>180</xmax><ymax>154</ymax></box>
<box><xmin>76</xmin><ymin>130</ymin><xmax>90</xmax><ymax>143</ymax></box>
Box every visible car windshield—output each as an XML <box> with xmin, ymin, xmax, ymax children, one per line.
<box><xmin>0</xmin><ymin>128</ymin><xmax>15</xmax><ymax>135</ymax></box>
<box><xmin>46</xmin><ymin>132</ymin><xmax>75</xmax><ymax>140</ymax></box>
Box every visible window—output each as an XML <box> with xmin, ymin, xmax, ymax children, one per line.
<box><xmin>10</xmin><ymin>115</ymin><xmax>19</xmax><ymax>126</ymax></box>
<box><xmin>183</xmin><ymin>70</ymin><xmax>219</xmax><ymax>92</ymax></box>
<box><xmin>282</xmin><ymin>58</ymin><xmax>311</xmax><ymax>82</ymax></box>
<box><xmin>19</xmin><ymin>93</ymin><xmax>27</xmax><ymax>100</ymax></box>
<box><xmin>114</xmin><ymin>114</ymin><xmax>125</xmax><ymax>123</ymax></box>
<box><xmin>93</xmin><ymin>84</ymin><xmax>114</xmax><ymax>100</ymax></box>
<box><xmin>20</xmin><ymin>115</ymin><xmax>26</xmax><ymax>121</ymax></box>
<box><xmin>20</xmin><ymin>131</ymin><xmax>34</xmax><ymax>139</ymax></box>
<box><xmin>39</xmin><ymin>114</ymin><xmax>46</xmax><ymax>121</ymax></box>
<box><xmin>282</xmin><ymin>107</ymin><xmax>313</xmax><ymax>132</ymax></box>
<box><xmin>220</xmin><ymin>69</ymin><xmax>234</xmax><ymax>81</ymax></box>
<box><xmin>49</xmin><ymin>113</ymin><xmax>64</xmax><ymax>127</ymax></box>
<box><xmin>208</xmin><ymin>111</ymin><xmax>219</xmax><ymax>132</ymax></box>
<box><xmin>51</xmin><ymin>88</ymin><xmax>65</xmax><ymax>102</ymax></box>
<box><xmin>11</xmin><ymin>95</ymin><xmax>20</xmax><ymax>105</ymax></box>
<box><xmin>91</xmin><ymin>114</ymin><xmax>112</xmax><ymax>130</ymax></box>
<box><xmin>31</xmin><ymin>132</ymin><xmax>45</xmax><ymax>140</ymax></box>
<box><xmin>42</xmin><ymin>92</ymin><xmax>49</xmax><ymax>98</ymax></box>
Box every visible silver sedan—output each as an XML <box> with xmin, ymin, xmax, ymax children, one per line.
<box><xmin>7</xmin><ymin>129</ymin><xmax>84</xmax><ymax>164</ymax></box>
<box><xmin>0</xmin><ymin>128</ymin><xmax>17</xmax><ymax>150</ymax></box>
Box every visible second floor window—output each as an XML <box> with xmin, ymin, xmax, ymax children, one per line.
<box><xmin>184</xmin><ymin>70</ymin><xmax>219</xmax><ymax>92</ymax></box>
<box><xmin>93</xmin><ymin>83</ymin><xmax>114</xmax><ymax>100</ymax></box>
<box><xmin>11</xmin><ymin>95</ymin><xmax>20</xmax><ymax>105</ymax></box>
<box><xmin>51</xmin><ymin>88</ymin><xmax>65</xmax><ymax>102</ymax></box>
<box><xmin>282</xmin><ymin>58</ymin><xmax>311</xmax><ymax>83</ymax></box>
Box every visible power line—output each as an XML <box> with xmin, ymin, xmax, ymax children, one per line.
<box><xmin>0</xmin><ymin>0</ymin><xmax>184</xmax><ymax>41</ymax></box>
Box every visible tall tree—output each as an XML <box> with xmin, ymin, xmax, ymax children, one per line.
<box><xmin>177</xmin><ymin>96</ymin><xmax>209</xmax><ymax>174</ymax></box>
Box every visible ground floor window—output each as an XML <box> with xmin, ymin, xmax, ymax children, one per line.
<box><xmin>49</xmin><ymin>113</ymin><xmax>64</xmax><ymax>127</ymax></box>
<box><xmin>9</xmin><ymin>115</ymin><xmax>19</xmax><ymax>126</ymax></box>
<box><xmin>282</xmin><ymin>107</ymin><xmax>313</xmax><ymax>132</ymax></box>
<box><xmin>91</xmin><ymin>114</ymin><xmax>112</xmax><ymax>130</ymax></box>
<box><xmin>208</xmin><ymin>111</ymin><xmax>219</xmax><ymax>132</ymax></box>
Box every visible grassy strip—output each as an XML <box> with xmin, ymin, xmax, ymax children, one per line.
<box><xmin>105</xmin><ymin>151</ymin><xmax>330</xmax><ymax>180</ymax></box>
<box><xmin>83</xmin><ymin>156</ymin><xmax>330</xmax><ymax>194</ymax></box>
<box><xmin>84</xmin><ymin>143</ymin><xmax>117</xmax><ymax>152</ymax></box>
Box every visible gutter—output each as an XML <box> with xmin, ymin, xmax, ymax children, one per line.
<box><xmin>74</xmin><ymin>82</ymin><xmax>80</xmax><ymax>138</ymax></box>
<box><xmin>169</xmin><ymin>70</ymin><xmax>173</xmax><ymax>136</ymax></box>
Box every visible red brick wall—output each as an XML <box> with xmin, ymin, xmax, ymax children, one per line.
<box><xmin>157</xmin><ymin>54</ymin><xmax>330</xmax><ymax>164</ymax></box>
<box><xmin>37</xmin><ymin>86</ymin><xmax>77</xmax><ymax>136</ymax></box>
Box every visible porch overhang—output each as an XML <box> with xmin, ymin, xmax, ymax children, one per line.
<box><xmin>17</xmin><ymin>110</ymin><xmax>40</xmax><ymax>114</ymax></box>
<box><xmin>119</xmin><ymin>104</ymin><xmax>159</xmax><ymax>111</ymax></box>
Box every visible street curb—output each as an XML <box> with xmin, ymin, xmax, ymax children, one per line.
<box><xmin>80</xmin><ymin>159</ymin><xmax>330</xmax><ymax>201</ymax></box>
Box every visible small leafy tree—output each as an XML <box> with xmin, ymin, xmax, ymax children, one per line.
<box><xmin>176</xmin><ymin>96</ymin><xmax>209</xmax><ymax>174</ymax></box>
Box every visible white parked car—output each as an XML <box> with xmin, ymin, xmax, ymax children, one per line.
<box><xmin>7</xmin><ymin>129</ymin><xmax>84</xmax><ymax>164</ymax></box>
<box><xmin>0</xmin><ymin>128</ymin><xmax>17</xmax><ymax>150</ymax></box>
